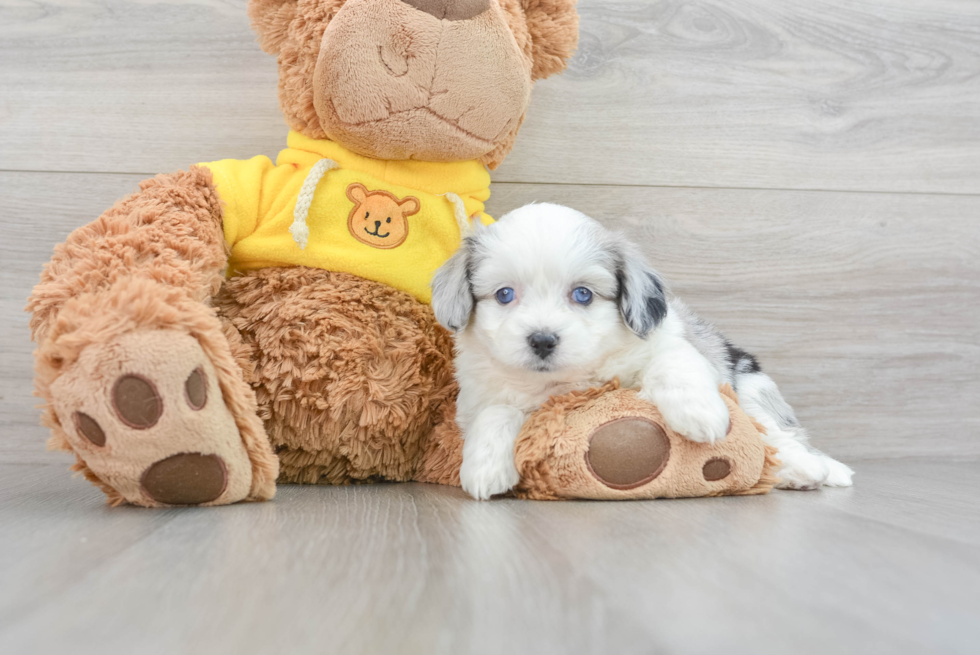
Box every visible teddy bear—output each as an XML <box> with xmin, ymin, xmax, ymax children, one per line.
<box><xmin>28</xmin><ymin>0</ymin><xmax>778</xmax><ymax>507</ymax></box>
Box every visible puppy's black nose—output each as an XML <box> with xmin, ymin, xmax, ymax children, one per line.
<box><xmin>528</xmin><ymin>332</ymin><xmax>559</xmax><ymax>359</ymax></box>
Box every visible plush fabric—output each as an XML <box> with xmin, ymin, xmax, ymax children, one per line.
<box><xmin>511</xmin><ymin>383</ymin><xmax>780</xmax><ymax>500</ymax></box>
<box><xmin>28</xmin><ymin>167</ymin><xmax>227</xmax><ymax>344</ymax></box>
<box><xmin>28</xmin><ymin>169</ymin><xmax>279</xmax><ymax>506</ymax></box>
<box><xmin>213</xmin><ymin>267</ymin><xmax>457</xmax><ymax>485</ymax></box>
<box><xmin>202</xmin><ymin>133</ymin><xmax>492</xmax><ymax>303</ymax></box>
<box><xmin>46</xmin><ymin>327</ymin><xmax>257</xmax><ymax>506</ymax></box>
<box><xmin>250</xmin><ymin>0</ymin><xmax>579</xmax><ymax>168</ymax></box>
<box><xmin>33</xmin><ymin>276</ymin><xmax>279</xmax><ymax>506</ymax></box>
<box><xmin>312</xmin><ymin>0</ymin><xmax>532</xmax><ymax>164</ymax></box>
<box><xmin>522</xmin><ymin>0</ymin><xmax>581</xmax><ymax>81</ymax></box>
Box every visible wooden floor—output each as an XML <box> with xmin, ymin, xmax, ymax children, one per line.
<box><xmin>1</xmin><ymin>1</ymin><xmax>978</xmax><ymax>653</ymax></box>
<box><xmin>0</xmin><ymin>457</ymin><xmax>977</xmax><ymax>655</ymax></box>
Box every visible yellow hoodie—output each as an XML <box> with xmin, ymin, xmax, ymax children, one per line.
<box><xmin>201</xmin><ymin>132</ymin><xmax>493</xmax><ymax>304</ymax></box>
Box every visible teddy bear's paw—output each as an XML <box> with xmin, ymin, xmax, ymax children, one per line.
<box><xmin>585</xmin><ymin>418</ymin><xmax>671</xmax><ymax>489</ymax></box>
<box><xmin>49</xmin><ymin>329</ymin><xmax>254</xmax><ymax>507</ymax></box>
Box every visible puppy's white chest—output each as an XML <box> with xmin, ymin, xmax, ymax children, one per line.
<box><xmin>592</xmin><ymin>345</ymin><xmax>650</xmax><ymax>389</ymax></box>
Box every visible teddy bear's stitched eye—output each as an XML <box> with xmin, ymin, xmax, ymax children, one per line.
<box><xmin>572</xmin><ymin>287</ymin><xmax>593</xmax><ymax>305</ymax></box>
<box><xmin>387</xmin><ymin>217</ymin><xmax>391</xmax><ymax>223</ymax></box>
<box><xmin>495</xmin><ymin>287</ymin><xmax>515</xmax><ymax>304</ymax></box>
<box><xmin>365</xmin><ymin>212</ymin><xmax>369</xmax><ymax>219</ymax></box>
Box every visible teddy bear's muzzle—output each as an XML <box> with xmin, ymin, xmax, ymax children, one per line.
<box><xmin>312</xmin><ymin>0</ymin><xmax>531</xmax><ymax>163</ymax></box>
<box><xmin>401</xmin><ymin>0</ymin><xmax>490</xmax><ymax>21</ymax></box>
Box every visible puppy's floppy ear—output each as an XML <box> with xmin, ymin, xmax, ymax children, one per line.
<box><xmin>612</xmin><ymin>237</ymin><xmax>668</xmax><ymax>338</ymax></box>
<box><xmin>431</xmin><ymin>239</ymin><xmax>475</xmax><ymax>333</ymax></box>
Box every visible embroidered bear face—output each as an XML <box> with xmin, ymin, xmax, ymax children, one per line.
<box><xmin>346</xmin><ymin>183</ymin><xmax>420</xmax><ymax>249</ymax></box>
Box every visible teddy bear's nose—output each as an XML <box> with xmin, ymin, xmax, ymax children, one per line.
<box><xmin>401</xmin><ymin>0</ymin><xmax>490</xmax><ymax>21</ymax></box>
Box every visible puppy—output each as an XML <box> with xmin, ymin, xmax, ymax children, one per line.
<box><xmin>431</xmin><ymin>203</ymin><xmax>854</xmax><ymax>500</ymax></box>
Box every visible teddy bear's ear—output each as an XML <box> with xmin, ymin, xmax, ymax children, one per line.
<box><xmin>346</xmin><ymin>183</ymin><xmax>368</xmax><ymax>204</ymax></box>
<box><xmin>399</xmin><ymin>196</ymin><xmax>420</xmax><ymax>217</ymax></box>
<box><xmin>522</xmin><ymin>0</ymin><xmax>580</xmax><ymax>81</ymax></box>
<box><xmin>248</xmin><ymin>0</ymin><xmax>298</xmax><ymax>55</ymax></box>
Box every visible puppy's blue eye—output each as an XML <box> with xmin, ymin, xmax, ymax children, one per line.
<box><xmin>572</xmin><ymin>287</ymin><xmax>593</xmax><ymax>305</ymax></box>
<box><xmin>495</xmin><ymin>287</ymin><xmax>515</xmax><ymax>304</ymax></box>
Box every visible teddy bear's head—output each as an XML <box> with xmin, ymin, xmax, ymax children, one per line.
<box><xmin>249</xmin><ymin>0</ymin><xmax>578</xmax><ymax>168</ymax></box>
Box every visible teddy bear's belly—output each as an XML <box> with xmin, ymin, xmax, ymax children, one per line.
<box><xmin>215</xmin><ymin>266</ymin><xmax>457</xmax><ymax>484</ymax></box>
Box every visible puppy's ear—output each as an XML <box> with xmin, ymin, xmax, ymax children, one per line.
<box><xmin>613</xmin><ymin>238</ymin><xmax>668</xmax><ymax>338</ymax></box>
<box><xmin>431</xmin><ymin>239</ymin><xmax>475</xmax><ymax>333</ymax></box>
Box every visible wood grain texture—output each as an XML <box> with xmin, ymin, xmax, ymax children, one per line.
<box><xmin>3</xmin><ymin>172</ymin><xmax>978</xmax><ymax>465</ymax></box>
<box><xmin>0</xmin><ymin>459</ymin><xmax>978</xmax><ymax>655</ymax></box>
<box><xmin>500</xmin><ymin>0</ymin><xmax>980</xmax><ymax>192</ymax></box>
<box><xmin>3</xmin><ymin>2</ymin><xmax>979</xmax><ymax>653</ymax></box>
<box><xmin>2</xmin><ymin>0</ymin><xmax>979</xmax><ymax>193</ymax></box>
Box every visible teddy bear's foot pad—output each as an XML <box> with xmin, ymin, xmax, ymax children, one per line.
<box><xmin>141</xmin><ymin>453</ymin><xmax>228</xmax><ymax>505</ymax></box>
<box><xmin>50</xmin><ymin>329</ymin><xmax>253</xmax><ymax>507</ymax></box>
<box><xmin>585</xmin><ymin>418</ymin><xmax>669</xmax><ymax>489</ymax></box>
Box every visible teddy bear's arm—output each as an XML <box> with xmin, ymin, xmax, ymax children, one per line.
<box><xmin>25</xmin><ymin>166</ymin><xmax>281</xmax><ymax>507</ymax></box>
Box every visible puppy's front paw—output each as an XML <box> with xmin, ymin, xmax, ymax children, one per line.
<box><xmin>774</xmin><ymin>449</ymin><xmax>831</xmax><ymax>490</ymax></box>
<box><xmin>643</xmin><ymin>387</ymin><xmax>730</xmax><ymax>444</ymax></box>
<box><xmin>460</xmin><ymin>454</ymin><xmax>520</xmax><ymax>501</ymax></box>
<box><xmin>822</xmin><ymin>456</ymin><xmax>855</xmax><ymax>487</ymax></box>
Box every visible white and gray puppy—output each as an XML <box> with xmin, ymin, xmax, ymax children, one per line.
<box><xmin>431</xmin><ymin>203</ymin><xmax>854</xmax><ymax>500</ymax></box>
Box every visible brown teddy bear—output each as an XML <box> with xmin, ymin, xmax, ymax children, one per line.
<box><xmin>28</xmin><ymin>0</ymin><xmax>778</xmax><ymax>507</ymax></box>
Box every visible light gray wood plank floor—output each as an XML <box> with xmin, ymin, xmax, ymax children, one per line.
<box><xmin>2</xmin><ymin>1</ymin><xmax>978</xmax><ymax>653</ymax></box>
<box><xmin>1</xmin><ymin>458</ymin><xmax>978</xmax><ymax>655</ymax></box>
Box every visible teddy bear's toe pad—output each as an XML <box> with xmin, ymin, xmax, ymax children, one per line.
<box><xmin>74</xmin><ymin>412</ymin><xmax>106</xmax><ymax>446</ymax></box>
<box><xmin>702</xmin><ymin>457</ymin><xmax>732</xmax><ymax>481</ymax></box>
<box><xmin>112</xmin><ymin>375</ymin><xmax>163</xmax><ymax>428</ymax></box>
<box><xmin>50</xmin><ymin>329</ymin><xmax>254</xmax><ymax>507</ymax></box>
<box><xmin>586</xmin><ymin>418</ymin><xmax>669</xmax><ymax>489</ymax></box>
